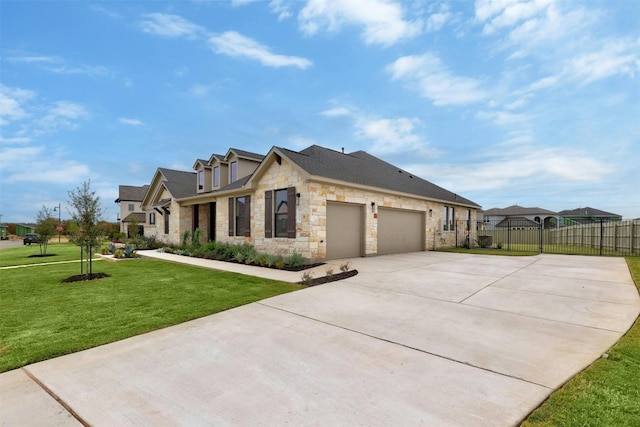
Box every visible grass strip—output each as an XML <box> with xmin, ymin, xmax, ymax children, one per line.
<box><xmin>0</xmin><ymin>243</ymin><xmax>89</xmax><ymax>267</ymax></box>
<box><xmin>0</xmin><ymin>257</ymin><xmax>302</xmax><ymax>372</ymax></box>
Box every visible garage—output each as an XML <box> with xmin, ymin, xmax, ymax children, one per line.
<box><xmin>326</xmin><ymin>202</ymin><xmax>364</xmax><ymax>259</ymax></box>
<box><xmin>377</xmin><ymin>207</ymin><xmax>425</xmax><ymax>255</ymax></box>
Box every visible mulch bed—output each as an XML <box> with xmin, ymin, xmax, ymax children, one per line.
<box><xmin>303</xmin><ymin>269</ymin><xmax>358</xmax><ymax>286</ymax></box>
<box><xmin>61</xmin><ymin>273</ymin><xmax>111</xmax><ymax>283</ymax></box>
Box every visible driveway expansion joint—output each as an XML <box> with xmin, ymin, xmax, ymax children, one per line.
<box><xmin>458</xmin><ymin>257</ymin><xmax>542</xmax><ymax>304</ymax></box>
<box><xmin>21</xmin><ymin>367</ymin><xmax>91</xmax><ymax>427</ymax></box>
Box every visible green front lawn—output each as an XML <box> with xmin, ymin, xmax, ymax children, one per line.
<box><xmin>523</xmin><ymin>257</ymin><xmax>640</xmax><ymax>426</ymax></box>
<box><xmin>0</xmin><ymin>242</ymin><xmax>89</xmax><ymax>267</ymax></box>
<box><xmin>0</xmin><ymin>256</ymin><xmax>302</xmax><ymax>372</ymax></box>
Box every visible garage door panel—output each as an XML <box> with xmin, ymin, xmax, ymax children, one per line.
<box><xmin>378</xmin><ymin>208</ymin><xmax>424</xmax><ymax>255</ymax></box>
<box><xmin>327</xmin><ymin>202</ymin><xmax>363</xmax><ymax>259</ymax></box>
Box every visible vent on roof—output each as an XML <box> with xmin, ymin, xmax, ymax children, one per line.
<box><xmin>341</xmin><ymin>147</ymin><xmax>344</xmax><ymax>154</ymax></box>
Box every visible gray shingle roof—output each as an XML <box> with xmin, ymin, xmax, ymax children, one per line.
<box><xmin>219</xmin><ymin>175</ymin><xmax>251</xmax><ymax>192</ymax></box>
<box><xmin>484</xmin><ymin>205</ymin><xmax>557</xmax><ymax>216</ymax></box>
<box><xmin>122</xmin><ymin>212</ymin><xmax>146</xmax><ymax>223</ymax></box>
<box><xmin>208</xmin><ymin>153</ymin><xmax>226</xmax><ymax>163</ymax></box>
<box><xmin>115</xmin><ymin>185</ymin><xmax>149</xmax><ymax>203</ymax></box>
<box><xmin>158</xmin><ymin>168</ymin><xmax>197</xmax><ymax>199</ymax></box>
<box><xmin>229</xmin><ymin>148</ymin><xmax>265</xmax><ymax>161</ymax></box>
<box><xmin>558</xmin><ymin>207</ymin><xmax>620</xmax><ymax>217</ymax></box>
<box><xmin>278</xmin><ymin>145</ymin><xmax>479</xmax><ymax>207</ymax></box>
<box><xmin>496</xmin><ymin>217</ymin><xmax>540</xmax><ymax>228</ymax></box>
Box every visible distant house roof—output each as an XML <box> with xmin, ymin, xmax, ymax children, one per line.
<box><xmin>158</xmin><ymin>168</ymin><xmax>197</xmax><ymax>199</ymax></box>
<box><xmin>115</xmin><ymin>185</ymin><xmax>149</xmax><ymax>203</ymax></box>
<box><xmin>483</xmin><ymin>205</ymin><xmax>558</xmax><ymax>216</ymax></box>
<box><xmin>558</xmin><ymin>207</ymin><xmax>620</xmax><ymax>218</ymax></box>
<box><xmin>275</xmin><ymin>145</ymin><xmax>479</xmax><ymax>207</ymax></box>
<box><xmin>122</xmin><ymin>212</ymin><xmax>146</xmax><ymax>223</ymax></box>
<box><xmin>496</xmin><ymin>217</ymin><xmax>540</xmax><ymax>228</ymax></box>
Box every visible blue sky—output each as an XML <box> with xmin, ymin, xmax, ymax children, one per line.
<box><xmin>1</xmin><ymin>0</ymin><xmax>639</xmax><ymax>224</ymax></box>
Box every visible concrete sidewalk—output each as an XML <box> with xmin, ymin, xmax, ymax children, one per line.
<box><xmin>135</xmin><ymin>249</ymin><xmax>345</xmax><ymax>283</ymax></box>
<box><xmin>1</xmin><ymin>252</ymin><xmax>638</xmax><ymax>426</ymax></box>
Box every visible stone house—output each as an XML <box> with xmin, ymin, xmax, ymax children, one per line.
<box><xmin>481</xmin><ymin>205</ymin><xmax>559</xmax><ymax>230</ymax></box>
<box><xmin>558</xmin><ymin>207</ymin><xmax>622</xmax><ymax>225</ymax></box>
<box><xmin>128</xmin><ymin>144</ymin><xmax>481</xmax><ymax>261</ymax></box>
<box><xmin>115</xmin><ymin>185</ymin><xmax>149</xmax><ymax>236</ymax></box>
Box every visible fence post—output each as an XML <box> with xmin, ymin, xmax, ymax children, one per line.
<box><xmin>599</xmin><ymin>218</ymin><xmax>603</xmax><ymax>256</ymax></box>
<box><xmin>539</xmin><ymin>223</ymin><xmax>543</xmax><ymax>253</ymax></box>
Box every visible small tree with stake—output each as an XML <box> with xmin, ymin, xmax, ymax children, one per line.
<box><xmin>67</xmin><ymin>180</ymin><xmax>104</xmax><ymax>280</ymax></box>
<box><xmin>34</xmin><ymin>206</ymin><xmax>57</xmax><ymax>256</ymax></box>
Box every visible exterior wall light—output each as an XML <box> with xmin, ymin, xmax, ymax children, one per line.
<box><xmin>371</xmin><ymin>202</ymin><xmax>376</xmax><ymax>213</ymax></box>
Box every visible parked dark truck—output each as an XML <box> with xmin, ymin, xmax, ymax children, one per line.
<box><xmin>23</xmin><ymin>233</ymin><xmax>40</xmax><ymax>245</ymax></box>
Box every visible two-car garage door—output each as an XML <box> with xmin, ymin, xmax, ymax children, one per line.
<box><xmin>326</xmin><ymin>201</ymin><xmax>425</xmax><ymax>259</ymax></box>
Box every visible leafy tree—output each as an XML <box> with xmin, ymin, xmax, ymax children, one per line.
<box><xmin>99</xmin><ymin>221</ymin><xmax>120</xmax><ymax>240</ymax></box>
<box><xmin>67</xmin><ymin>180</ymin><xmax>104</xmax><ymax>278</ymax></box>
<box><xmin>126</xmin><ymin>215</ymin><xmax>140</xmax><ymax>239</ymax></box>
<box><xmin>34</xmin><ymin>206</ymin><xmax>57</xmax><ymax>256</ymax></box>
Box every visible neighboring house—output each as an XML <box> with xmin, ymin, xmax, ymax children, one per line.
<box><xmin>558</xmin><ymin>207</ymin><xmax>622</xmax><ymax>225</ymax></box>
<box><xmin>140</xmin><ymin>168</ymin><xmax>198</xmax><ymax>241</ymax></box>
<box><xmin>128</xmin><ymin>144</ymin><xmax>481</xmax><ymax>260</ymax></box>
<box><xmin>16</xmin><ymin>224</ymin><xmax>35</xmax><ymax>237</ymax></box>
<box><xmin>482</xmin><ymin>205</ymin><xmax>559</xmax><ymax>230</ymax></box>
<box><xmin>115</xmin><ymin>185</ymin><xmax>149</xmax><ymax>237</ymax></box>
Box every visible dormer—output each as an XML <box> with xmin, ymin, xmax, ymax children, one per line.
<box><xmin>208</xmin><ymin>153</ymin><xmax>228</xmax><ymax>190</ymax></box>
<box><xmin>224</xmin><ymin>148</ymin><xmax>265</xmax><ymax>184</ymax></box>
<box><xmin>193</xmin><ymin>159</ymin><xmax>212</xmax><ymax>193</ymax></box>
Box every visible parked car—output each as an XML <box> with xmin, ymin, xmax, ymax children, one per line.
<box><xmin>23</xmin><ymin>233</ymin><xmax>40</xmax><ymax>245</ymax></box>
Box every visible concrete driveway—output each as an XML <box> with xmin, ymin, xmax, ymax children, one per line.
<box><xmin>2</xmin><ymin>252</ymin><xmax>639</xmax><ymax>426</ymax></box>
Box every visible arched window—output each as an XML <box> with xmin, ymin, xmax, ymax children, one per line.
<box><xmin>534</xmin><ymin>216</ymin><xmax>540</xmax><ymax>223</ymax></box>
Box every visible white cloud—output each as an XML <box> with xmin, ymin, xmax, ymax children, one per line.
<box><xmin>140</xmin><ymin>13</ymin><xmax>206</xmax><ymax>39</ymax></box>
<box><xmin>475</xmin><ymin>0</ymin><xmax>596</xmax><ymax>60</ymax></box>
<box><xmin>288</xmin><ymin>134</ymin><xmax>316</xmax><ymax>149</ymax></box>
<box><xmin>7</xmin><ymin>161</ymin><xmax>90</xmax><ymax>184</ymax></box>
<box><xmin>387</xmin><ymin>53</ymin><xmax>487</xmax><ymax>106</ymax></box>
<box><xmin>320</xmin><ymin>104</ymin><xmax>437</xmax><ymax>156</ymax></box>
<box><xmin>408</xmin><ymin>144</ymin><xmax>612</xmax><ymax>193</ymax></box>
<box><xmin>0</xmin><ymin>84</ymin><xmax>35</xmax><ymax>126</ymax></box>
<box><xmin>0</xmin><ymin>144</ymin><xmax>89</xmax><ymax>184</ymax></box>
<box><xmin>476</xmin><ymin>110</ymin><xmax>531</xmax><ymax>126</ymax></box>
<box><xmin>208</xmin><ymin>31</ymin><xmax>312</xmax><ymax>69</ymax></box>
<box><xmin>425</xmin><ymin>11</ymin><xmax>451</xmax><ymax>32</ymax></box>
<box><xmin>119</xmin><ymin>117</ymin><xmax>145</xmax><ymax>126</ymax></box>
<box><xmin>298</xmin><ymin>0</ymin><xmax>421</xmax><ymax>46</ymax></box>
<box><xmin>34</xmin><ymin>101</ymin><xmax>90</xmax><ymax>136</ymax></box>
<box><xmin>320</xmin><ymin>106</ymin><xmax>352</xmax><ymax>117</ymax></box>
<box><xmin>8</xmin><ymin>54</ymin><xmax>113</xmax><ymax>77</ymax></box>
<box><xmin>564</xmin><ymin>39</ymin><xmax>640</xmax><ymax>85</ymax></box>
<box><xmin>477</xmin><ymin>0</ymin><xmax>553</xmax><ymax>35</ymax></box>
<box><xmin>270</xmin><ymin>0</ymin><xmax>293</xmax><ymax>20</ymax></box>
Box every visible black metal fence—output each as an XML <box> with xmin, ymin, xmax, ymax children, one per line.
<box><xmin>455</xmin><ymin>219</ymin><xmax>640</xmax><ymax>257</ymax></box>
